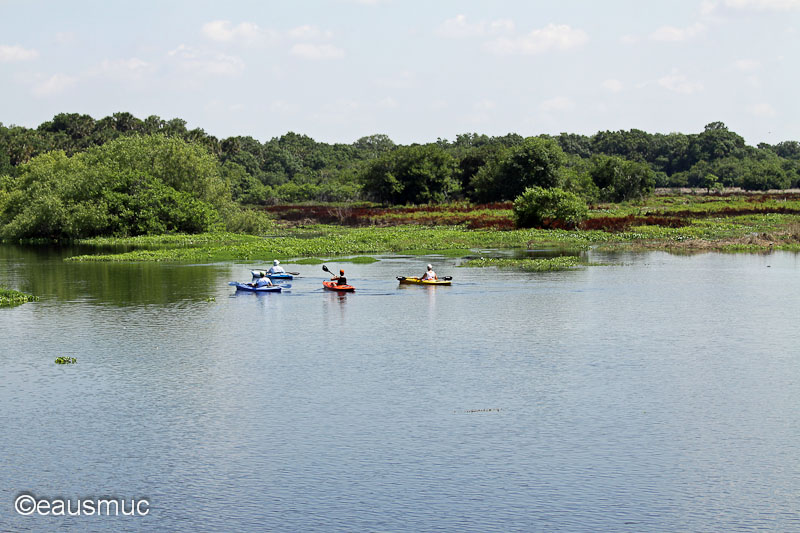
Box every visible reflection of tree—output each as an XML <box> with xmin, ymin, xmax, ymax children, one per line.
<box><xmin>0</xmin><ymin>244</ymin><xmax>220</xmax><ymax>306</ymax></box>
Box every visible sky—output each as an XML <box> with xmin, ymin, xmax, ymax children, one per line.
<box><xmin>1</xmin><ymin>0</ymin><xmax>798</xmax><ymax>146</ymax></box>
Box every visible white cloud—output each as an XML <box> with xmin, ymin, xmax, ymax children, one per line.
<box><xmin>485</xmin><ymin>24</ymin><xmax>588</xmax><ymax>55</ymax></box>
<box><xmin>658</xmin><ymin>70</ymin><xmax>704</xmax><ymax>94</ymax></box>
<box><xmin>436</xmin><ymin>14</ymin><xmax>514</xmax><ymax>38</ymax></box>
<box><xmin>749</xmin><ymin>102</ymin><xmax>777</xmax><ymax>116</ymax></box>
<box><xmin>473</xmin><ymin>99</ymin><xmax>497</xmax><ymax>111</ymax></box>
<box><xmin>0</xmin><ymin>44</ymin><xmax>39</xmax><ymax>62</ymax></box>
<box><xmin>168</xmin><ymin>44</ymin><xmax>245</xmax><ymax>76</ymax></box>
<box><xmin>725</xmin><ymin>0</ymin><xmax>800</xmax><ymax>9</ymax></box>
<box><xmin>540</xmin><ymin>96</ymin><xmax>575</xmax><ymax>112</ymax></box>
<box><xmin>288</xmin><ymin>25</ymin><xmax>333</xmax><ymax>40</ymax></box>
<box><xmin>95</xmin><ymin>58</ymin><xmax>151</xmax><ymax>80</ymax></box>
<box><xmin>650</xmin><ymin>23</ymin><xmax>706</xmax><ymax>41</ymax></box>
<box><xmin>33</xmin><ymin>74</ymin><xmax>78</xmax><ymax>96</ymax></box>
<box><xmin>374</xmin><ymin>70</ymin><xmax>417</xmax><ymax>89</ymax></box>
<box><xmin>55</xmin><ymin>33</ymin><xmax>77</xmax><ymax>45</ymax></box>
<box><xmin>700</xmin><ymin>1</ymin><xmax>719</xmax><ymax>15</ymax></box>
<box><xmin>290</xmin><ymin>43</ymin><xmax>345</xmax><ymax>60</ymax></box>
<box><xmin>601</xmin><ymin>79</ymin><xmax>624</xmax><ymax>92</ymax></box>
<box><xmin>735</xmin><ymin>58</ymin><xmax>760</xmax><ymax>71</ymax></box>
<box><xmin>377</xmin><ymin>96</ymin><xmax>399</xmax><ymax>108</ymax></box>
<box><xmin>269</xmin><ymin>100</ymin><xmax>295</xmax><ymax>113</ymax></box>
<box><xmin>202</xmin><ymin>20</ymin><xmax>273</xmax><ymax>45</ymax></box>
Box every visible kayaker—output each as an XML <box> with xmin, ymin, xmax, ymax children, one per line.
<box><xmin>268</xmin><ymin>260</ymin><xmax>285</xmax><ymax>275</ymax></box>
<box><xmin>331</xmin><ymin>269</ymin><xmax>347</xmax><ymax>286</ymax></box>
<box><xmin>421</xmin><ymin>264</ymin><xmax>438</xmax><ymax>281</ymax></box>
<box><xmin>253</xmin><ymin>272</ymin><xmax>273</xmax><ymax>287</ymax></box>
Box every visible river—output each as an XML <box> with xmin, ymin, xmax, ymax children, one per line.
<box><xmin>1</xmin><ymin>245</ymin><xmax>799</xmax><ymax>531</ymax></box>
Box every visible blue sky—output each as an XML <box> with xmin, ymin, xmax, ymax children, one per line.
<box><xmin>1</xmin><ymin>0</ymin><xmax>798</xmax><ymax>145</ymax></box>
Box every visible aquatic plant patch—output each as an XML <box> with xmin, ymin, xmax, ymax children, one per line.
<box><xmin>0</xmin><ymin>287</ymin><xmax>38</xmax><ymax>306</ymax></box>
<box><xmin>461</xmin><ymin>256</ymin><xmax>584</xmax><ymax>271</ymax></box>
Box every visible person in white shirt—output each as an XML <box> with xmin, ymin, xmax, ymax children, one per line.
<box><xmin>421</xmin><ymin>264</ymin><xmax>437</xmax><ymax>280</ymax></box>
<box><xmin>268</xmin><ymin>260</ymin><xmax>286</xmax><ymax>274</ymax></box>
<box><xmin>253</xmin><ymin>272</ymin><xmax>273</xmax><ymax>287</ymax></box>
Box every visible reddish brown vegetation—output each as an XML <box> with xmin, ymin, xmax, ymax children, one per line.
<box><xmin>265</xmin><ymin>203</ymin><xmax>515</xmax><ymax>228</ymax></box>
<box><xmin>580</xmin><ymin>215</ymin><xmax>688</xmax><ymax>232</ymax></box>
<box><xmin>264</xmin><ymin>194</ymin><xmax>800</xmax><ymax>233</ymax></box>
<box><xmin>654</xmin><ymin>206</ymin><xmax>800</xmax><ymax>218</ymax></box>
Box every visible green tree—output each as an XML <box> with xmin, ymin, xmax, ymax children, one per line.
<box><xmin>590</xmin><ymin>155</ymin><xmax>655</xmax><ymax>202</ymax></box>
<box><xmin>740</xmin><ymin>157</ymin><xmax>791</xmax><ymax>190</ymax></box>
<box><xmin>471</xmin><ymin>137</ymin><xmax>566</xmax><ymax>202</ymax></box>
<box><xmin>0</xmin><ymin>135</ymin><xmax>232</xmax><ymax>239</ymax></box>
<box><xmin>362</xmin><ymin>144</ymin><xmax>458</xmax><ymax>204</ymax></box>
<box><xmin>353</xmin><ymin>134</ymin><xmax>396</xmax><ymax>159</ymax></box>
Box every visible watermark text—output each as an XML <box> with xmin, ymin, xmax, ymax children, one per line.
<box><xmin>15</xmin><ymin>493</ymin><xmax>150</xmax><ymax>517</ymax></box>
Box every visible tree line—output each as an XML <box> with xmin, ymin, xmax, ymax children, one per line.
<box><xmin>1</xmin><ymin>112</ymin><xmax>799</xmax><ymax>239</ymax></box>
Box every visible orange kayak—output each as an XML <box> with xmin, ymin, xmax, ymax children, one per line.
<box><xmin>323</xmin><ymin>281</ymin><xmax>355</xmax><ymax>292</ymax></box>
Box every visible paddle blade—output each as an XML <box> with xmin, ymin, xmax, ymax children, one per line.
<box><xmin>443</xmin><ymin>276</ymin><xmax>453</xmax><ymax>281</ymax></box>
<box><xmin>281</xmin><ymin>284</ymin><xmax>292</xmax><ymax>289</ymax></box>
<box><xmin>287</xmin><ymin>271</ymin><xmax>300</xmax><ymax>275</ymax></box>
<box><xmin>396</xmin><ymin>276</ymin><xmax>406</xmax><ymax>281</ymax></box>
<box><xmin>322</xmin><ymin>264</ymin><xmax>330</xmax><ymax>273</ymax></box>
<box><xmin>228</xmin><ymin>281</ymin><xmax>238</xmax><ymax>285</ymax></box>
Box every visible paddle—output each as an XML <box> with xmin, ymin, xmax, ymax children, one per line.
<box><xmin>323</xmin><ymin>264</ymin><xmax>346</xmax><ymax>285</ymax></box>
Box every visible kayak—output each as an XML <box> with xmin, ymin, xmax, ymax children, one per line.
<box><xmin>231</xmin><ymin>282</ymin><xmax>282</xmax><ymax>292</ymax></box>
<box><xmin>323</xmin><ymin>280</ymin><xmax>355</xmax><ymax>292</ymax></box>
<box><xmin>397</xmin><ymin>276</ymin><xmax>451</xmax><ymax>286</ymax></box>
<box><xmin>251</xmin><ymin>270</ymin><xmax>293</xmax><ymax>280</ymax></box>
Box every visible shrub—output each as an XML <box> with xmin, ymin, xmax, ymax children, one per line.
<box><xmin>222</xmin><ymin>207</ymin><xmax>275</xmax><ymax>235</ymax></box>
<box><xmin>513</xmin><ymin>187</ymin><xmax>588</xmax><ymax>229</ymax></box>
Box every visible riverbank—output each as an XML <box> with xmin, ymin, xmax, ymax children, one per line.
<box><xmin>58</xmin><ymin>193</ymin><xmax>800</xmax><ymax>262</ymax></box>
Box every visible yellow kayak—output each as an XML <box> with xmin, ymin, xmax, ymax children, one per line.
<box><xmin>397</xmin><ymin>276</ymin><xmax>452</xmax><ymax>286</ymax></box>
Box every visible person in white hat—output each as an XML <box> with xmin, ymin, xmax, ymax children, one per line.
<box><xmin>268</xmin><ymin>259</ymin><xmax>286</xmax><ymax>275</ymax></box>
<box><xmin>421</xmin><ymin>263</ymin><xmax>437</xmax><ymax>280</ymax></box>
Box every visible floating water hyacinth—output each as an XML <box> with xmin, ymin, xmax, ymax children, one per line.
<box><xmin>0</xmin><ymin>288</ymin><xmax>38</xmax><ymax>306</ymax></box>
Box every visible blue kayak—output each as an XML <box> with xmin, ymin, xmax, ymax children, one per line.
<box><xmin>251</xmin><ymin>270</ymin><xmax>293</xmax><ymax>280</ymax></box>
<box><xmin>230</xmin><ymin>282</ymin><xmax>283</xmax><ymax>292</ymax></box>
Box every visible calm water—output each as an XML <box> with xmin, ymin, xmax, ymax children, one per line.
<box><xmin>1</xmin><ymin>244</ymin><xmax>799</xmax><ymax>532</ymax></box>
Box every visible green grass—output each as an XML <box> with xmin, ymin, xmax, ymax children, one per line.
<box><xmin>461</xmin><ymin>256</ymin><xmax>584</xmax><ymax>271</ymax></box>
<box><xmin>0</xmin><ymin>287</ymin><xmax>38</xmax><ymax>306</ymax></box>
<box><xmin>293</xmin><ymin>256</ymin><xmax>379</xmax><ymax>265</ymax></box>
<box><xmin>66</xmin><ymin>226</ymin><xmax>605</xmax><ymax>262</ymax></box>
